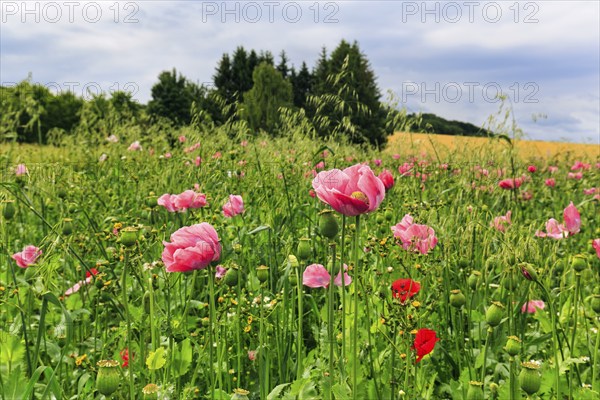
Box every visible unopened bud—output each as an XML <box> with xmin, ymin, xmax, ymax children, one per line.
<box><xmin>520</xmin><ymin>263</ymin><xmax>538</xmax><ymax>281</ymax></box>
<box><xmin>318</xmin><ymin>210</ymin><xmax>339</xmax><ymax>239</ymax></box>
<box><xmin>297</xmin><ymin>238</ymin><xmax>311</xmax><ymax>261</ymax></box>
<box><xmin>2</xmin><ymin>200</ymin><xmax>16</xmax><ymax>220</ymax></box>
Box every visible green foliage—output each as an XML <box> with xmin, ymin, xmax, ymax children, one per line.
<box><xmin>242</xmin><ymin>62</ymin><xmax>293</xmax><ymax>134</ymax></box>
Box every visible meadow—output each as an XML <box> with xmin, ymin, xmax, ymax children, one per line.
<box><xmin>1</xmin><ymin>130</ymin><xmax>599</xmax><ymax>400</ymax></box>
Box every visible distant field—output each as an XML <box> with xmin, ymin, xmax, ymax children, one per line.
<box><xmin>387</xmin><ymin>132</ymin><xmax>600</xmax><ymax>162</ymax></box>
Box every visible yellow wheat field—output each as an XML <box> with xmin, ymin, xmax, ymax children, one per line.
<box><xmin>386</xmin><ymin>132</ymin><xmax>600</xmax><ymax>162</ymax></box>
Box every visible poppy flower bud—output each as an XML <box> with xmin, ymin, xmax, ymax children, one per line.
<box><xmin>318</xmin><ymin>210</ymin><xmax>339</xmax><ymax>239</ymax></box>
<box><xmin>468</xmin><ymin>271</ymin><xmax>481</xmax><ymax>290</ymax></box>
<box><xmin>450</xmin><ymin>289</ymin><xmax>466</xmax><ymax>308</ymax></box>
<box><xmin>224</xmin><ymin>267</ymin><xmax>239</xmax><ymax>287</ymax></box>
<box><xmin>571</xmin><ymin>254</ymin><xmax>587</xmax><ymax>272</ymax></box>
<box><xmin>62</xmin><ymin>218</ymin><xmax>73</xmax><ymax>236</ymax></box>
<box><xmin>2</xmin><ymin>200</ymin><xmax>16</xmax><ymax>220</ymax></box>
<box><xmin>120</xmin><ymin>227</ymin><xmax>138</xmax><ymax>247</ymax></box>
<box><xmin>384</xmin><ymin>209</ymin><xmax>394</xmax><ymax>221</ymax></box>
<box><xmin>142</xmin><ymin>383</ymin><xmax>159</xmax><ymax>400</ymax></box>
<box><xmin>231</xmin><ymin>388</ymin><xmax>250</xmax><ymax>400</ymax></box>
<box><xmin>520</xmin><ymin>263</ymin><xmax>538</xmax><ymax>282</ymax></box>
<box><xmin>591</xmin><ymin>295</ymin><xmax>600</xmax><ymax>314</ymax></box>
<box><xmin>96</xmin><ymin>360</ymin><xmax>121</xmax><ymax>396</ymax></box>
<box><xmin>485</xmin><ymin>301</ymin><xmax>504</xmax><ymax>327</ymax></box>
<box><xmin>146</xmin><ymin>193</ymin><xmax>157</xmax><ymax>208</ymax></box>
<box><xmin>287</xmin><ymin>255</ymin><xmax>299</xmax><ymax>269</ymax></box>
<box><xmin>466</xmin><ymin>381</ymin><xmax>484</xmax><ymax>400</ymax></box>
<box><xmin>519</xmin><ymin>362</ymin><xmax>541</xmax><ymax>395</ymax></box>
<box><xmin>505</xmin><ymin>336</ymin><xmax>521</xmax><ymax>356</ymax></box>
<box><xmin>376</xmin><ymin>214</ymin><xmax>384</xmax><ymax>224</ymax></box>
<box><xmin>297</xmin><ymin>238</ymin><xmax>312</xmax><ymax>261</ymax></box>
<box><xmin>233</xmin><ymin>243</ymin><xmax>242</xmax><ymax>254</ymax></box>
<box><xmin>256</xmin><ymin>265</ymin><xmax>269</xmax><ymax>283</ymax></box>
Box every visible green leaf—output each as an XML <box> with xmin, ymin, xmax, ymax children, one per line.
<box><xmin>172</xmin><ymin>339</ymin><xmax>192</xmax><ymax>377</ymax></box>
<box><xmin>268</xmin><ymin>383</ymin><xmax>291</xmax><ymax>400</ymax></box>
<box><xmin>146</xmin><ymin>347</ymin><xmax>166</xmax><ymax>370</ymax></box>
<box><xmin>331</xmin><ymin>382</ymin><xmax>351</xmax><ymax>400</ymax></box>
<box><xmin>247</xmin><ymin>225</ymin><xmax>271</xmax><ymax>235</ymax></box>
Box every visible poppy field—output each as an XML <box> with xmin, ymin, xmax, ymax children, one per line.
<box><xmin>1</xmin><ymin>131</ymin><xmax>599</xmax><ymax>400</ymax></box>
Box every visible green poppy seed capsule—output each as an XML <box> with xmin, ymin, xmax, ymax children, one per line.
<box><xmin>3</xmin><ymin>200</ymin><xmax>16</xmax><ymax>220</ymax></box>
<box><xmin>120</xmin><ymin>227</ymin><xmax>138</xmax><ymax>247</ymax></box>
<box><xmin>318</xmin><ymin>210</ymin><xmax>339</xmax><ymax>239</ymax></box>
<box><xmin>62</xmin><ymin>218</ymin><xmax>73</xmax><ymax>236</ymax></box>
<box><xmin>297</xmin><ymin>238</ymin><xmax>312</xmax><ymax>261</ymax></box>
<box><xmin>142</xmin><ymin>383</ymin><xmax>159</xmax><ymax>400</ymax></box>
<box><xmin>256</xmin><ymin>265</ymin><xmax>269</xmax><ymax>283</ymax></box>
<box><xmin>468</xmin><ymin>271</ymin><xmax>481</xmax><ymax>290</ymax></box>
<box><xmin>384</xmin><ymin>209</ymin><xmax>393</xmax><ymax>221</ymax></box>
<box><xmin>376</xmin><ymin>214</ymin><xmax>384</xmax><ymax>224</ymax></box>
<box><xmin>485</xmin><ymin>301</ymin><xmax>504</xmax><ymax>327</ymax></box>
<box><xmin>519</xmin><ymin>362</ymin><xmax>541</xmax><ymax>395</ymax></box>
<box><xmin>466</xmin><ymin>381</ymin><xmax>484</xmax><ymax>400</ymax></box>
<box><xmin>450</xmin><ymin>289</ymin><xmax>466</xmax><ymax>308</ymax></box>
<box><xmin>554</xmin><ymin>259</ymin><xmax>565</xmax><ymax>274</ymax></box>
<box><xmin>145</xmin><ymin>194</ymin><xmax>157</xmax><ymax>208</ymax></box>
<box><xmin>591</xmin><ymin>295</ymin><xmax>600</xmax><ymax>314</ymax></box>
<box><xmin>231</xmin><ymin>388</ymin><xmax>250</xmax><ymax>400</ymax></box>
<box><xmin>96</xmin><ymin>360</ymin><xmax>121</xmax><ymax>396</ymax></box>
<box><xmin>571</xmin><ymin>254</ymin><xmax>587</xmax><ymax>272</ymax></box>
<box><xmin>224</xmin><ymin>267</ymin><xmax>239</xmax><ymax>287</ymax></box>
<box><xmin>505</xmin><ymin>336</ymin><xmax>521</xmax><ymax>356</ymax></box>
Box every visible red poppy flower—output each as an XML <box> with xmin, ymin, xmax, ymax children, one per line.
<box><xmin>391</xmin><ymin>278</ymin><xmax>420</xmax><ymax>303</ymax></box>
<box><xmin>412</xmin><ymin>328</ymin><xmax>439</xmax><ymax>363</ymax></box>
<box><xmin>120</xmin><ymin>348</ymin><xmax>132</xmax><ymax>368</ymax></box>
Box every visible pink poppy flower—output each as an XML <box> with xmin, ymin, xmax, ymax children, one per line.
<box><xmin>315</xmin><ymin>161</ymin><xmax>325</xmax><ymax>170</ymax></box>
<box><xmin>545</xmin><ymin>178</ymin><xmax>556</xmax><ymax>187</ymax></box>
<box><xmin>213</xmin><ymin>152</ymin><xmax>222</xmax><ymax>159</ymax></box>
<box><xmin>241</xmin><ymin>140</ymin><xmax>248</xmax><ymax>147</ymax></box>
<box><xmin>592</xmin><ymin>239</ymin><xmax>600</xmax><ymax>259</ymax></box>
<box><xmin>178</xmin><ymin>135</ymin><xmax>186</xmax><ymax>143</ymax></box>
<box><xmin>127</xmin><ymin>141</ymin><xmax>142</xmax><ymax>151</ymax></box>
<box><xmin>15</xmin><ymin>164</ymin><xmax>28</xmax><ymax>176</ymax></box>
<box><xmin>174</xmin><ymin>190</ymin><xmax>208</xmax><ymax>211</ymax></box>
<box><xmin>312</xmin><ymin>164</ymin><xmax>386</xmax><ymax>217</ymax></box>
<box><xmin>164</xmin><ymin>152</ymin><xmax>172</xmax><ymax>159</ymax></box>
<box><xmin>157</xmin><ymin>193</ymin><xmax>179</xmax><ymax>212</ymax></box>
<box><xmin>222</xmin><ymin>195</ymin><xmax>244</xmax><ymax>218</ymax></box>
<box><xmin>215</xmin><ymin>265</ymin><xmax>226</xmax><ymax>279</ymax></box>
<box><xmin>440</xmin><ymin>163</ymin><xmax>449</xmax><ymax>170</ymax></box>
<box><xmin>99</xmin><ymin>154</ymin><xmax>108</xmax><ymax>163</ymax></box>
<box><xmin>398</xmin><ymin>162</ymin><xmax>413</xmax><ymax>177</ymax></box>
<box><xmin>12</xmin><ymin>245</ymin><xmax>42</xmax><ymax>268</ymax></box>
<box><xmin>106</xmin><ymin>134</ymin><xmax>119</xmax><ymax>143</ymax></box>
<box><xmin>498</xmin><ymin>177</ymin><xmax>523</xmax><ymax>189</ymax></box>
<box><xmin>391</xmin><ymin>215</ymin><xmax>438</xmax><ymax>255</ymax></box>
<box><xmin>248</xmin><ymin>350</ymin><xmax>257</xmax><ymax>361</ymax></box>
<box><xmin>548</xmin><ymin>166</ymin><xmax>558</xmax><ymax>174</ymax></box>
<box><xmin>302</xmin><ymin>264</ymin><xmax>351</xmax><ymax>288</ymax></box>
<box><xmin>527</xmin><ymin>165</ymin><xmax>537</xmax><ymax>173</ymax></box>
<box><xmin>161</xmin><ymin>223</ymin><xmax>221</xmax><ymax>273</ymax></box>
<box><xmin>535</xmin><ymin>218</ymin><xmax>568</xmax><ymax>239</ymax></box>
<box><xmin>521</xmin><ymin>300</ymin><xmax>545</xmax><ymax>314</ymax></box>
<box><xmin>65</xmin><ymin>268</ymin><xmax>99</xmax><ymax>296</ymax></box>
<box><xmin>491</xmin><ymin>211</ymin><xmax>511</xmax><ymax>232</ymax></box>
<box><xmin>378</xmin><ymin>169</ymin><xmax>395</xmax><ymax>191</ymax></box>
<box><xmin>373</xmin><ymin>159</ymin><xmax>382</xmax><ymax>166</ymax></box>
<box><xmin>563</xmin><ymin>202</ymin><xmax>581</xmax><ymax>234</ymax></box>
<box><xmin>309</xmin><ymin>189</ymin><xmax>316</xmax><ymax>198</ymax></box>
<box><xmin>583</xmin><ymin>188</ymin><xmax>597</xmax><ymax>195</ymax></box>
<box><xmin>571</xmin><ymin>161</ymin><xmax>590</xmax><ymax>171</ymax></box>
<box><xmin>567</xmin><ymin>172</ymin><xmax>583</xmax><ymax>180</ymax></box>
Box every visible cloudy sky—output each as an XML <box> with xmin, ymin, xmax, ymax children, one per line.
<box><xmin>2</xmin><ymin>0</ymin><xmax>599</xmax><ymax>143</ymax></box>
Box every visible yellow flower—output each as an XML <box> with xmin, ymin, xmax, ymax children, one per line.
<box><xmin>247</xmin><ymin>315</ymin><xmax>253</xmax><ymax>324</ymax></box>
<box><xmin>75</xmin><ymin>354</ymin><xmax>87</xmax><ymax>366</ymax></box>
<box><xmin>411</xmin><ymin>301</ymin><xmax>421</xmax><ymax>308</ymax></box>
<box><xmin>244</xmin><ymin>325</ymin><xmax>251</xmax><ymax>333</ymax></box>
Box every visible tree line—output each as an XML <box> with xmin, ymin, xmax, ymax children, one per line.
<box><xmin>0</xmin><ymin>39</ymin><xmax>489</xmax><ymax>146</ymax></box>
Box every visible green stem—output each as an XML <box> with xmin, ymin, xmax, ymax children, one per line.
<box><xmin>481</xmin><ymin>327</ymin><xmax>493</xmax><ymax>383</ymax></box>
<box><xmin>352</xmin><ymin>215</ymin><xmax>361</xmax><ymax>399</ymax></box>
<box><xmin>536</xmin><ymin>281</ymin><xmax>560</xmax><ymax>400</ymax></box>
<box><xmin>122</xmin><ymin>251</ymin><xmax>135</xmax><ymax>399</ymax></box>
<box><xmin>592</xmin><ymin>320</ymin><xmax>600</xmax><ymax>392</ymax></box>
<box><xmin>208</xmin><ymin>264</ymin><xmax>218</xmax><ymax>399</ymax></box>
<box><xmin>328</xmin><ymin>242</ymin><xmax>336</xmax><ymax>398</ymax></box>
<box><xmin>296</xmin><ymin>265</ymin><xmax>304</xmax><ymax>379</ymax></box>
<box><xmin>339</xmin><ymin>214</ymin><xmax>347</xmax><ymax>382</ymax></box>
